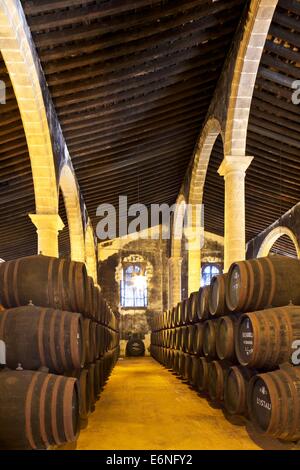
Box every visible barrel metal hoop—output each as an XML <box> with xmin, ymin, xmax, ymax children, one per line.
<box><xmin>25</xmin><ymin>372</ymin><xmax>41</xmax><ymax>450</ymax></box>
<box><xmin>51</xmin><ymin>375</ymin><xmax>64</xmax><ymax>446</ymax></box>
<box><xmin>253</xmin><ymin>258</ymin><xmax>264</xmax><ymax>311</ymax></box>
<box><xmin>265</xmin><ymin>257</ymin><xmax>276</xmax><ymax>307</ymax></box>
<box><xmin>49</xmin><ymin>310</ymin><xmax>59</xmax><ymax>371</ymax></box>
<box><xmin>3</xmin><ymin>261</ymin><xmax>11</xmax><ymax>308</ymax></box>
<box><xmin>63</xmin><ymin>378</ymin><xmax>77</xmax><ymax>442</ymax></box>
<box><xmin>59</xmin><ymin>310</ymin><xmax>68</xmax><ymax>371</ymax></box>
<box><xmin>39</xmin><ymin>374</ymin><xmax>52</xmax><ymax>448</ymax></box>
<box><xmin>47</xmin><ymin>258</ymin><xmax>55</xmax><ymax>308</ymax></box>
<box><xmin>12</xmin><ymin>258</ymin><xmax>21</xmax><ymax>306</ymax></box>
<box><xmin>37</xmin><ymin>308</ymin><xmax>47</xmax><ymax>366</ymax></box>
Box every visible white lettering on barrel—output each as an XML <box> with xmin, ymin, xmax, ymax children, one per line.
<box><xmin>256</xmin><ymin>397</ymin><xmax>271</xmax><ymax>411</ymax></box>
<box><xmin>291</xmin><ymin>340</ymin><xmax>300</xmax><ymax>365</ymax></box>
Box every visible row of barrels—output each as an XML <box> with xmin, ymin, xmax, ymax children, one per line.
<box><xmin>0</xmin><ymin>347</ymin><xmax>119</xmax><ymax>450</ymax></box>
<box><xmin>0</xmin><ymin>254</ymin><xmax>119</xmax><ymax>328</ymax></box>
<box><xmin>151</xmin><ymin>345</ymin><xmax>300</xmax><ymax>442</ymax></box>
<box><xmin>152</xmin><ymin>304</ymin><xmax>300</xmax><ymax>369</ymax></box>
<box><xmin>153</xmin><ymin>255</ymin><xmax>300</xmax><ymax>330</ymax></box>
<box><xmin>0</xmin><ymin>305</ymin><xmax>120</xmax><ymax>374</ymax></box>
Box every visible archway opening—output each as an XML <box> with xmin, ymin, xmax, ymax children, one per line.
<box><xmin>270</xmin><ymin>234</ymin><xmax>298</xmax><ymax>258</ymax></box>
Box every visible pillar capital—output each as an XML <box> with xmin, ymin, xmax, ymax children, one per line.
<box><xmin>218</xmin><ymin>155</ymin><xmax>253</xmax><ymax>177</ymax></box>
<box><xmin>29</xmin><ymin>214</ymin><xmax>65</xmax><ymax>232</ymax></box>
<box><xmin>29</xmin><ymin>214</ymin><xmax>65</xmax><ymax>258</ymax></box>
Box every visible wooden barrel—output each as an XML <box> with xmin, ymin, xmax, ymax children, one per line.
<box><xmin>126</xmin><ymin>338</ymin><xmax>145</xmax><ymax>356</ymax></box>
<box><xmin>87</xmin><ymin>276</ymin><xmax>95</xmax><ymax>319</ymax></box>
<box><xmin>198</xmin><ymin>286</ymin><xmax>210</xmax><ymax>320</ymax></box>
<box><xmin>187</xmin><ymin>324</ymin><xmax>195</xmax><ymax>353</ymax></box>
<box><xmin>224</xmin><ymin>366</ymin><xmax>256</xmax><ymax>416</ymax></box>
<box><xmin>192</xmin><ymin>323</ymin><xmax>204</xmax><ymax>355</ymax></box>
<box><xmin>0</xmin><ymin>370</ymin><xmax>79</xmax><ymax>449</ymax></box>
<box><xmin>216</xmin><ymin>314</ymin><xmax>240</xmax><ymax>361</ymax></box>
<box><xmin>0</xmin><ymin>255</ymin><xmax>88</xmax><ymax>314</ymax></box>
<box><xmin>247</xmin><ymin>366</ymin><xmax>300</xmax><ymax>441</ymax></box>
<box><xmin>188</xmin><ymin>292</ymin><xmax>198</xmax><ymax>323</ymax></box>
<box><xmin>0</xmin><ymin>306</ymin><xmax>84</xmax><ymax>373</ymax></box>
<box><xmin>209</xmin><ymin>273</ymin><xmax>229</xmax><ymax>317</ymax></box>
<box><xmin>235</xmin><ymin>305</ymin><xmax>300</xmax><ymax>369</ymax></box>
<box><xmin>65</xmin><ymin>368</ymin><xmax>90</xmax><ymax>425</ymax></box>
<box><xmin>184</xmin><ymin>354</ymin><xmax>193</xmax><ymax>382</ymax></box>
<box><xmin>178</xmin><ymin>351</ymin><xmax>186</xmax><ymax>378</ymax></box>
<box><xmin>181</xmin><ymin>299</ymin><xmax>188</xmax><ymax>325</ymax></box>
<box><xmin>173</xmin><ymin>350</ymin><xmax>180</xmax><ymax>374</ymax></box>
<box><xmin>180</xmin><ymin>326</ymin><xmax>189</xmax><ymax>352</ymax></box>
<box><xmin>226</xmin><ymin>255</ymin><xmax>300</xmax><ymax>313</ymax></box>
<box><xmin>203</xmin><ymin>319</ymin><xmax>218</xmax><ymax>358</ymax></box>
<box><xmin>175</xmin><ymin>327</ymin><xmax>182</xmax><ymax>350</ymax></box>
<box><xmin>198</xmin><ymin>356</ymin><xmax>210</xmax><ymax>392</ymax></box>
<box><xmin>87</xmin><ymin>363</ymin><xmax>96</xmax><ymax>411</ymax></box>
<box><xmin>171</xmin><ymin>306</ymin><xmax>176</xmax><ymax>328</ymax></box>
<box><xmin>190</xmin><ymin>356</ymin><xmax>200</xmax><ymax>388</ymax></box>
<box><xmin>174</xmin><ymin>303</ymin><xmax>181</xmax><ymax>326</ymax></box>
<box><xmin>208</xmin><ymin>360</ymin><xmax>230</xmax><ymax>402</ymax></box>
<box><xmin>83</xmin><ymin>318</ymin><xmax>94</xmax><ymax>364</ymax></box>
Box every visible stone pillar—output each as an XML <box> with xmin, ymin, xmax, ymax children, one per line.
<box><xmin>168</xmin><ymin>256</ymin><xmax>182</xmax><ymax>308</ymax></box>
<box><xmin>29</xmin><ymin>214</ymin><xmax>65</xmax><ymax>258</ymax></box>
<box><xmin>188</xmin><ymin>249</ymin><xmax>201</xmax><ymax>295</ymax></box>
<box><xmin>218</xmin><ymin>156</ymin><xmax>253</xmax><ymax>272</ymax></box>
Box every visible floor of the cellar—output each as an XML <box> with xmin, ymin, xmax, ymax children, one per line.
<box><xmin>76</xmin><ymin>357</ymin><xmax>296</xmax><ymax>450</ymax></box>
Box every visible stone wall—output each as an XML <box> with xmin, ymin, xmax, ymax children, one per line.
<box><xmin>98</xmin><ymin>226</ymin><xmax>168</xmax><ymax>356</ymax></box>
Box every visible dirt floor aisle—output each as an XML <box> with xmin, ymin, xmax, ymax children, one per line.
<box><xmin>76</xmin><ymin>357</ymin><xmax>288</xmax><ymax>450</ymax></box>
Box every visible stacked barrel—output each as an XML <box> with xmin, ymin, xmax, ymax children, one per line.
<box><xmin>0</xmin><ymin>254</ymin><xmax>120</xmax><ymax>449</ymax></box>
<box><xmin>151</xmin><ymin>255</ymin><xmax>300</xmax><ymax>442</ymax></box>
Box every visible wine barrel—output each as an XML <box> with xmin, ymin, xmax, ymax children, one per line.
<box><xmin>208</xmin><ymin>360</ymin><xmax>230</xmax><ymax>402</ymax></box>
<box><xmin>224</xmin><ymin>366</ymin><xmax>256</xmax><ymax>416</ymax></box>
<box><xmin>0</xmin><ymin>370</ymin><xmax>79</xmax><ymax>449</ymax></box>
<box><xmin>187</xmin><ymin>324</ymin><xmax>196</xmax><ymax>354</ymax></box>
<box><xmin>216</xmin><ymin>314</ymin><xmax>241</xmax><ymax>361</ymax></box>
<box><xmin>198</xmin><ymin>356</ymin><xmax>210</xmax><ymax>392</ymax></box>
<box><xmin>187</xmin><ymin>292</ymin><xmax>198</xmax><ymax>323</ymax></box>
<box><xmin>181</xmin><ymin>326</ymin><xmax>189</xmax><ymax>352</ymax></box>
<box><xmin>236</xmin><ymin>305</ymin><xmax>300</xmax><ymax>369</ymax></box>
<box><xmin>0</xmin><ymin>255</ymin><xmax>88</xmax><ymax>314</ymax></box>
<box><xmin>175</xmin><ymin>327</ymin><xmax>182</xmax><ymax>350</ymax></box>
<box><xmin>87</xmin><ymin>363</ymin><xmax>96</xmax><ymax>411</ymax></box>
<box><xmin>184</xmin><ymin>354</ymin><xmax>193</xmax><ymax>382</ymax></box>
<box><xmin>65</xmin><ymin>368</ymin><xmax>90</xmax><ymax>426</ymax></box>
<box><xmin>247</xmin><ymin>366</ymin><xmax>300</xmax><ymax>441</ymax></box>
<box><xmin>181</xmin><ymin>299</ymin><xmax>189</xmax><ymax>325</ymax></box>
<box><xmin>126</xmin><ymin>338</ymin><xmax>145</xmax><ymax>357</ymax></box>
<box><xmin>203</xmin><ymin>319</ymin><xmax>218</xmax><ymax>358</ymax></box>
<box><xmin>198</xmin><ymin>286</ymin><xmax>210</xmax><ymax>320</ymax></box>
<box><xmin>83</xmin><ymin>318</ymin><xmax>94</xmax><ymax>364</ymax></box>
<box><xmin>178</xmin><ymin>351</ymin><xmax>186</xmax><ymax>378</ymax></box>
<box><xmin>226</xmin><ymin>255</ymin><xmax>300</xmax><ymax>313</ymax></box>
<box><xmin>87</xmin><ymin>276</ymin><xmax>95</xmax><ymax>319</ymax></box>
<box><xmin>192</xmin><ymin>323</ymin><xmax>204</xmax><ymax>355</ymax></box>
<box><xmin>190</xmin><ymin>356</ymin><xmax>200</xmax><ymax>388</ymax></box>
<box><xmin>175</xmin><ymin>303</ymin><xmax>181</xmax><ymax>326</ymax></box>
<box><xmin>173</xmin><ymin>350</ymin><xmax>180</xmax><ymax>374</ymax></box>
<box><xmin>0</xmin><ymin>306</ymin><xmax>84</xmax><ymax>373</ymax></box>
<box><xmin>209</xmin><ymin>273</ymin><xmax>229</xmax><ymax>317</ymax></box>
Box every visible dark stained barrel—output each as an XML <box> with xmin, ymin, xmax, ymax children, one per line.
<box><xmin>83</xmin><ymin>318</ymin><xmax>94</xmax><ymax>363</ymax></box>
<box><xmin>190</xmin><ymin>356</ymin><xmax>200</xmax><ymax>388</ymax></box>
<box><xmin>216</xmin><ymin>313</ymin><xmax>241</xmax><ymax>361</ymax></box>
<box><xmin>181</xmin><ymin>326</ymin><xmax>189</xmax><ymax>352</ymax></box>
<box><xmin>188</xmin><ymin>292</ymin><xmax>199</xmax><ymax>323</ymax></box>
<box><xmin>184</xmin><ymin>354</ymin><xmax>193</xmax><ymax>382</ymax></box>
<box><xmin>209</xmin><ymin>273</ymin><xmax>229</xmax><ymax>317</ymax></box>
<box><xmin>192</xmin><ymin>323</ymin><xmax>204</xmax><ymax>355</ymax></box>
<box><xmin>224</xmin><ymin>366</ymin><xmax>256</xmax><ymax>416</ymax></box>
<box><xmin>198</xmin><ymin>356</ymin><xmax>210</xmax><ymax>392</ymax></box>
<box><xmin>226</xmin><ymin>256</ymin><xmax>300</xmax><ymax>313</ymax></box>
<box><xmin>0</xmin><ymin>370</ymin><xmax>79</xmax><ymax>449</ymax></box>
<box><xmin>181</xmin><ymin>299</ymin><xmax>188</xmax><ymax>325</ymax></box>
<box><xmin>187</xmin><ymin>324</ymin><xmax>196</xmax><ymax>353</ymax></box>
<box><xmin>0</xmin><ymin>306</ymin><xmax>84</xmax><ymax>372</ymax></box>
<box><xmin>175</xmin><ymin>327</ymin><xmax>182</xmax><ymax>350</ymax></box>
<box><xmin>207</xmin><ymin>360</ymin><xmax>230</xmax><ymax>402</ymax></box>
<box><xmin>179</xmin><ymin>351</ymin><xmax>186</xmax><ymax>378</ymax></box>
<box><xmin>198</xmin><ymin>286</ymin><xmax>210</xmax><ymax>320</ymax></box>
<box><xmin>87</xmin><ymin>363</ymin><xmax>96</xmax><ymax>411</ymax></box>
<box><xmin>173</xmin><ymin>350</ymin><xmax>180</xmax><ymax>374</ymax></box>
<box><xmin>235</xmin><ymin>305</ymin><xmax>300</xmax><ymax>369</ymax></box>
<box><xmin>87</xmin><ymin>276</ymin><xmax>95</xmax><ymax>319</ymax></box>
<box><xmin>0</xmin><ymin>255</ymin><xmax>88</xmax><ymax>314</ymax></box>
<box><xmin>247</xmin><ymin>366</ymin><xmax>300</xmax><ymax>441</ymax></box>
<box><xmin>203</xmin><ymin>319</ymin><xmax>218</xmax><ymax>358</ymax></box>
<box><xmin>65</xmin><ymin>368</ymin><xmax>90</xmax><ymax>426</ymax></box>
<box><xmin>175</xmin><ymin>302</ymin><xmax>181</xmax><ymax>326</ymax></box>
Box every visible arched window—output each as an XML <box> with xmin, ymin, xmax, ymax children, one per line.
<box><xmin>120</xmin><ymin>263</ymin><xmax>148</xmax><ymax>308</ymax></box>
<box><xmin>201</xmin><ymin>264</ymin><xmax>222</xmax><ymax>287</ymax></box>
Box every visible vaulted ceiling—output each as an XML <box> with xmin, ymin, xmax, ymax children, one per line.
<box><xmin>0</xmin><ymin>0</ymin><xmax>299</xmax><ymax>260</ymax></box>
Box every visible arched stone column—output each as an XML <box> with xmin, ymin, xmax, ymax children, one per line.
<box><xmin>59</xmin><ymin>165</ymin><xmax>85</xmax><ymax>263</ymax></box>
<box><xmin>85</xmin><ymin>222</ymin><xmax>98</xmax><ymax>282</ymax></box>
<box><xmin>257</xmin><ymin>226</ymin><xmax>300</xmax><ymax>259</ymax></box>
<box><xmin>169</xmin><ymin>195</ymin><xmax>185</xmax><ymax>307</ymax></box>
<box><xmin>188</xmin><ymin>118</ymin><xmax>222</xmax><ymax>292</ymax></box>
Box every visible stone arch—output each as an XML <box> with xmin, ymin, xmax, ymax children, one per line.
<box><xmin>187</xmin><ymin>118</ymin><xmax>222</xmax><ymax>294</ymax></box>
<box><xmin>224</xmin><ymin>0</ymin><xmax>278</xmax><ymax>156</ymax></box>
<box><xmin>0</xmin><ymin>1</ymin><xmax>58</xmax><ymax>214</ymax></box>
<box><xmin>257</xmin><ymin>226</ymin><xmax>300</xmax><ymax>259</ymax></box>
<box><xmin>85</xmin><ymin>221</ymin><xmax>97</xmax><ymax>282</ymax></box>
<box><xmin>169</xmin><ymin>194</ymin><xmax>186</xmax><ymax>307</ymax></box>
<box><xmin>59</xmin><ymin>165</ymin><xmax>85</xmax><ymax>263</ymax></box>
